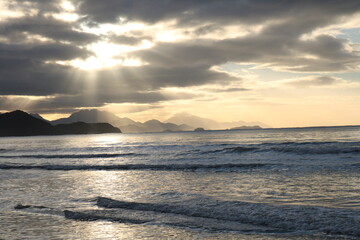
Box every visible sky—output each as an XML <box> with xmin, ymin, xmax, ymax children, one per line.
<box><xmin>0</xmin><ymin>0</ymin><xmax>360</xmax><ymax>127</ymax></box>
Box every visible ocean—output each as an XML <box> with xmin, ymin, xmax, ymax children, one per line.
<box><xmin>1</xmin><ymin>126</ymin><xmax>360</xmax><ymax>239</ymax></box>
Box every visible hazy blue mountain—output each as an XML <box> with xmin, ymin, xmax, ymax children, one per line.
<box><xmin>167</xmin><ymin>112</ymin><xmax>270</xmax><ymax>130</ymax></box>
<box><xmin>167</xmin><ymin>113</ymin><xmax>221</xmax><ymax>129</ymax></box>
<box><xmin>141</xmin><ymin>120</ymin><xmax>192</xmax><ymax>133</ymax></box>
<box><xmin>178</xmin><ymin>124</ymin><xmax>194</xmax><ymax>131</ymax></box>
<box><xmin>52</xmin><ymin>109</ymin><xmax>136</xmax><ymax>126</ymax></box>
<box><xmin>51</xmin><ymin>109</ymin><xmax>194</xmax><ymax>133</ymax></box>
<box><xmin>118</xmin><ymin>124</ymin><xmax>145</xmax><ymax>133</ymax></box>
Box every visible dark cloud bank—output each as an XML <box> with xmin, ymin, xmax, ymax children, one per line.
<box><xmin>0</xmin><ymin>0</ymin><xmax>360</xmax><ymax>113</ymax></box>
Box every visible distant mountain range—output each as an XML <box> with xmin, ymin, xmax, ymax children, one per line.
<box><xmin>0</xmin><ymin>110</ymin><xmax>121</xmax><ymax>137</ymax></box>
<box><xmin>1</xmin><ymin>109</ymin><xmax>267</xmax><ymax>136</ymax></box>
<box><xmin>50</xmin><ymin>109</ymin><xmax>193</xmax><ymax>133</ymax></box>
<box><xmin>52</xmin><ymin>109</ymin><xmax>136</xmax><ymax>126</ymax></box>
<box><xmin>46</xmin><ymin>109</ymin><xmax>267</xmax><ymax>133</ymax></box>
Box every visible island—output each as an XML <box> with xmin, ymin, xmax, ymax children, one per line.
<box><xmin>229</xmin><ymin>125</ymin><xmax>262</xmax><ymax>130</ymax></box>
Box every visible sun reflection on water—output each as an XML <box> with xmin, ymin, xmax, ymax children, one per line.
<box><xmin>91</xmin><ymin>134</ymin><xmax>124</xmax><ymax>145</ymax></box>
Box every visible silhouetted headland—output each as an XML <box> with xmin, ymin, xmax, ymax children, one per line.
<box><xmin>0</xmin><ymin>110</ymin><xmax>121</xmax><ymax>137</ymax></box>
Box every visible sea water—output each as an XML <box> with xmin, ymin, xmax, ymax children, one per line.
<box><xmin>1</xmin><ymin>127</ymin><xmax>360</xmax><ymax>239</ymax></box>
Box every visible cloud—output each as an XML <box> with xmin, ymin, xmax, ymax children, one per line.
<box><xmin>84</xmin><ymin>0</ymin><xmax>360</xmax><ymax>73</ymax></box>
<box><xmin>192</xmin><ymin>24</ymin><xmax>224</xmax><ymax>36</ymax></box>
<box><xmin>91</xmin><ymin>64</ymin><xmax>237</xmax><ymax>91</ymax></box>
<box><xmin>0</xmin><ymin>60</ymin><xmax>82</xmax><ymax>96</ymax></box>
<box><xmin>133</xmin><ymin>32</ymin><xmax>359</xmax><ymax>73</ymax></box>
<box><xmin>104</xmin><ymin>103</ymin><xmax>162</xmax><ymax>114</ymax></box>
<box><xmin>0</xmin><ymin>42</ymin><xmax>90</xmax><ymax>61</ymax></box>
<box><xmin>5</xmin><ymin>0</ymin><xmax>62</xmax><ymax>14</ymax></box>
<box><xmin>108</xmin><ymin>34</ymin><xmax>152</xmax><ymax>45</ymax></box>
<box><xmin>0</xmin><ymin>90</ymin><xmax>168</xmax><ymax>113</ymax></box>
<box><xmin>0</xmin><ymin>40</ymin><xmax>91</xmax><ymax>97</ymax></box>
<box><xmin>0</xmin><ymin>15</ymin><xmax>99</xmax><ymax>44</ymax></box>
<box><xmin>78</xmin><ymin>0</ymin><xmax>360</xmax><ymax>26</ymax></box>
<box><xmin>283</xmin><ymin>76</ymin><xmax>344</xmax><ymax>87</ymax></box>
<box><xmin>210</xmin><ymin>87</ymin><xmax>250</xmax><ymax>93</ymax></box>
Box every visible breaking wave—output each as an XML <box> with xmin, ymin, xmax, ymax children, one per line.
<box><xmin>206</xmin><ymin>146</ymin><xmax>258</xmax><ymax>154</ymax></box>
<box><xmin>266</xmin><ymin>142</ymin><xmax>360</xmax><ymax>155</ymax></box>
<box><xmin>203</xmin><ymin>141</ymin><xmax>360</xmax><ymax>155</ymax></box>
<box><xmin>93</xmin><ymin>197</ymin><xmax>360</xmax><ymax>236</ymax></box>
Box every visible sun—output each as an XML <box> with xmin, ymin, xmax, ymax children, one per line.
<box><xmin>71</xmin><ymin>42</ymin><xmax>127</xmax><ymax>70</ymax></box>
<box><xmin>68</xmin><ymin>41</ymin><xmax>152</xmax><ymax>70</ymax></box>
<box><xmin>71</xmin><ymin>56</ymin><xmax>120</xmax><ymax>71</ymax></box>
